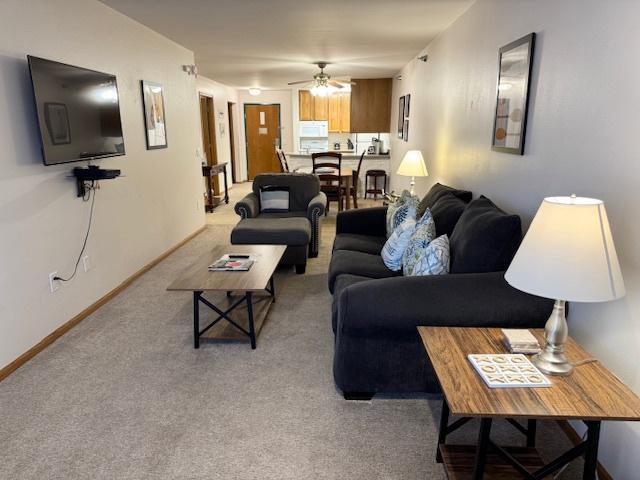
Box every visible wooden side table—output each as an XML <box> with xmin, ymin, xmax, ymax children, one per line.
<box><xmin>202</xmin><ymin>162</ymin><xmax>229</xmax><ymax>212</ymax></box>
<box><xmin>418</xmin><ymin>327</ymin><xmax>640</xmax><ymax>480</ymax></box>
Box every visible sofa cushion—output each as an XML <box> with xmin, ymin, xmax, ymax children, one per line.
<box><xmin>417</xmin><ymin>183</ymin><xmax>472</xmax><ymax>218</ymax></box>
<box><xmin>382</xmin><ymin>208</ymin><xmax>417</xmax><ymax>271</ymax></box>
<box><xmin>231</xmin><ymin>217</ymin><xmax>311</xmax><ymax>246</ymax></box>
<box><xmin>328</xmin><ymin>250</ymin><xmax>400</xmax><ymax>293</ymax></box>
<box><xmin>430</xmin><ymin>193</ymin><xmax>468</xmax><ymax>237</ymax></box>
<box><xmin>333</xmin><ymin>233</ymin><xmax>387</xmax><ymax>255</ymax></box>
<box><xmin>331</xmin><ymin>274</ymin><xmax>373</xmax><ymax>333</ymax></box>
<box><xmin>449</xmin><ymin>196</ymin><xmax>522</xmax><ymax>274</ymax></box>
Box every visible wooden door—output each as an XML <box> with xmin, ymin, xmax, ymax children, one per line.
<box><xmin>228</xmin><ymin>102</ymin><xmax>237</xmax><ymax>183</ymax></box>
<box><xmin>199</xmin><ymin>94</ymin><xmax>219</xmax><ymax>192</ymax></box>
<box><xmin>328</xmin><ymin>95</ymin><xmax>341</xmax><ymax>132</ymax></box>
<box><xmin>245</xmin><ymin>104</ymin><xmax>281</xmax><ymax>180</ymax></box>
<box><xmin>340</xmin><ymin>93</ymin><xmax>351</xmax><ymax>132</ymax></box>
<box><xmin>349</xmin><ymin>78</ymin><xmax>392</xmax><ymax>132</ymax></box>
<box><xmin>299</xmin><ymin>90</ymin><xmax>314</xmax><ymax>120</ymax></box>
<box><xmin>313</xmin><ymin>95</ymin><xmax>329</xmax><ymax>120</ymax></box>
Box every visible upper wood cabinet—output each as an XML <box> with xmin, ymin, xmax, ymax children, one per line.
<box><xmin>328</xmin><ymin>93</ymin><xmax>351</xmax><ymax>133</ymax></box>
<box><xmin>299</xmin><ymin>90</ymin><xmax>351</xmax><ymax>131</ymax></box>
<box><xmin>299</xmin><ymin>90</ymin><xmax>314</xmax><ymax>120</ymax></box>
<box><xmin>349</xmin><ymin>78</ymin><xmax>392</xmax><ymax>133</ymax></box>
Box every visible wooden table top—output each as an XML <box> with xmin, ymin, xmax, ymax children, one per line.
<box><xmin>167</xmin><ymin>245</ymin><xmax>286</xmax><ymax>292</ymax></box>
<box><xmin>418</xmin><ymin>327</ymin><xmax>640</xmax><ymax>421</ymax></box>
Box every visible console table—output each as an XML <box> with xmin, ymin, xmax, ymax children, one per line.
<box><xmin>202</xmin><ymin>163</ymin><xmax>229</xmax><ymax>212</ymax></box>
<box><xmin>418</xmin><ymin>326</ymin><xmax>640</xmax><ymax>480</ymax></box>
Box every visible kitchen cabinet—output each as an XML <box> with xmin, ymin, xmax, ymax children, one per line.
<box><xmin>349</xmin><ymin>78</ymin><xmax>392</xmax><ymax>133</ymax></box>
<box><xmin>299</xmin><ymin>90</ymin><xmax>314</xmax><ymax>120</ymax></box>
<box><xmin>313</xmin><ymin>95</ymin><xmax>328</xmax><ymax>121</ymax></box>
<box><xmin>328</xmin><ymin>93</ymin><xmax>351</xmax><ymax>133</ymax></box>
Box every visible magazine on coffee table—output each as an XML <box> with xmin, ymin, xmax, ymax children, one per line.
<box><xmin>208</xmin><ymin>255</ymin><xmax>255</xmax><ymax>272</ymax></box>
<box><xmin>468</xmin><ymin>354</ymin><xmax>551</xmax><ymax>388</ymax></box>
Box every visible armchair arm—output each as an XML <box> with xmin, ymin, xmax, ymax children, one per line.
<box><xmin>336</xmin><ymin>206</ymin><xmax>388</xmax><ymax>236</ymax></box>
<box><xmin>307</xmin><ymin>192</ymin><xmax>327</xmax><ymax>219</ymax></box>
<box><xmin>336</xmin><ymin>272</ymin><xmax>553</xmax><ymax>336</ymax></box>
<box><xmin>234</xmin><ymin>193</ymin><xmax>259</xmax><ymax>218</ymax></box>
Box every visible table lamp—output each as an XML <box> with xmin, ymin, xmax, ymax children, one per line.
<box><xmin>397</xmin><ymin>150</ymin><xmax>428</xmax><ymax>195</ymax></box>
<box><xmin>505</xmin><ymin>195</ymin><xmax>625</xmax><ymax>376</ymax></box>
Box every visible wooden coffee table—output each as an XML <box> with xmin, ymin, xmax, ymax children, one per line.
<box><xmin>418</xmin><ymin>327</ymin><xmax>640</xmax><ymax>480</ymax></box>
<box><xmin>167</xmin><ymin>245</ymin><xmax>286</xmax><ymax>349</ymax></box>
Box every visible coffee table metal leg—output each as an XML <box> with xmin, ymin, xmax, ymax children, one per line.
<box><xmin>246</xmin><ymin>292</ymin><xmax>256</xmax><ymax>349</ymax></box>
<box><xmin>583</xmin><ymin>421</ymin><xmax>601</xmax><ymax>480</ymax></box>
<box><xmin>527</xmin><ymin>419</ymin><xmax>537</xmax><ymax>448</ymax></box>
<box><xmin>436</xmin><ymin>399</ymin><xmax>450</xmax><ymax>463</ymax></box>
<box><xmin>472</xmin><ymin>418</ymin><xmax>492</xmax><ymax>480</ymax></box>
<box><xmin>193</xmin><ymin>291</ymin><xmax>202</xmax><ymax>349</ymax></box>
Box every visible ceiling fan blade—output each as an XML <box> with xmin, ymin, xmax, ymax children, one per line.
<box><xmin>333</xmin><ymin>79</ymin><xmax>357</xmax><ymax>85</ymax></box>
<box><xmin>328</xmin><ymin>81</ymin><xmax>345</xmax><ymax>89</ymax></box>
<box><xmin>287</xmin><ymin>80</ymin><xmax>312</xmax><ymax>85</ymax></box>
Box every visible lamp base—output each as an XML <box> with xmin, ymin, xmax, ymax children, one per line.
<box><xmin>409</xmin><ymin>177</ymin><xmax>415</xmax><ymax>196</ymax></box>
<box><xmin>532</xmin><ymin>299</ymin><xmax>574</xmax><ymax>376</ymax></box>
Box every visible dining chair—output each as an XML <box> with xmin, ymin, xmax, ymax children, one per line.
<box><xmin>347</xmin><ymin>150</ymin><xmax>366</xmax><ymax>209</ymax></box>
<box><xmin>312</xmin><ymin>151</ymin><xmax>343</xmax><ymax>215</ymax></box>
<box><xmin>276</xmin><ymin>148</ymin><xmax>290</xmax><ymax>172</ymax></box>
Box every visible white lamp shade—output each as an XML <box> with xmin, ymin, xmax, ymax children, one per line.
<box><xmin>397</xmin><ymin>150</ymin><xmax>429</xmax><ymax>177</ymax></box>
<box><xmin>505</xmin><ymin>196</ymin><xmax>625</xmax><ymax>303</ymax></box>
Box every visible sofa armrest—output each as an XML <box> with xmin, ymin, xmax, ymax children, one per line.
<box><xmin>307</xmin><ymin>192</ymin><xmax>327</xmax><ymax>219</ymax></box>
<box><xmin>336</xmin><ymin>206</ymin><xmax>388</xmax><ymax>236</ymax></box>
<box><xmin>235</xmin><ymin>193</ymin><xmax>259</xmax><ymax>218</ymax></box>
<box><xmin>336</xmin><ymin>272</ymin><xmax>553</xmax><ymax>336</ymax></box>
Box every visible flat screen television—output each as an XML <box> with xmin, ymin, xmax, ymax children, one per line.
<box><xmin>28</xmin><ymin>56</ymin><xmax>125</xmax><ymax>165</ymax></box>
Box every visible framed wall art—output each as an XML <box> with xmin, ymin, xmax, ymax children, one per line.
<box><xmin>398</xmin><ymin>95</ymin><xmax>405</xmax><ymax>139</ymax></box>
<box><xmin>141</xmin><ymin>80</ymin><xmax>168</xmax><ymax>149</ymax></box>
<box><xmin>491</xmin><ymin>32</ymin><xmax>535</xmax><ymax>155</ymax></box>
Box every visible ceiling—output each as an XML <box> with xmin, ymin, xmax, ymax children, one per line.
<box><xmin>100</xmin><ymin>0</ymin><xmax>473</xmax><ymax>89</ymax></box>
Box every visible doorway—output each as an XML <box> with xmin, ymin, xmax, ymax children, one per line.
<box><xmin>244</xmin><ymin>104</ymin><xmax>281</xmax><ymax>180</ymax></box>
<box><xmin>199</xmin><ymin>93</ymin><xmax>219</xmax><ymax>192</ymax></box>
<box><xmin>227</xmin><ymin>102</ymin><xmax>237</xmax><ymax>184</ymax></box>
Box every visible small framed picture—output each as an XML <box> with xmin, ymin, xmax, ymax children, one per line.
<box><xmin>404</xmin><ymin>94</ymin><xmax>411</xmax><ymax>118</ymax></box>
<box><xmin>44</xmin><ymin>102</ymin><xmax>71</xmax><ymax>145</ymax></box>
<box><xmin>491</xmin><ymin>33</ymin><xmax>536</xmax><ymax>155</ymax></box>
<box><xmin>398</xmin><ymin>95</ymin><xmax>405</xmax><ymax>138</ymax></box>
<box><xmin>403</xmin><ymin>119</ymin><xmax>409</xmax><ymax>142</ymax></box>
<box><xmin>141</xmin><ymin>80</ymin><xmax>168</xmax><ymax>149</ymax></box>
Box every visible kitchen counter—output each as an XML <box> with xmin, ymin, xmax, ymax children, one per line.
<box><xmin>285</xmin><ymin>152</ymin><xmax>391</xmax><ymax>197</ymax></box>
<box><xmin>286</xmin><ymin>151</ymin><xmax>390</xmax><ymax>160</ymax></box>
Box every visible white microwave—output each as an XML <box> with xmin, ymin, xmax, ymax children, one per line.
<box><xmin>299</xmin><ymin>121</ymin><xmax>328</xmax><ymax>138</ymax></box>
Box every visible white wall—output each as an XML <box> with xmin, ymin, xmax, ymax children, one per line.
<box><xmin>196</xmin><ymin>76</ymin><xmax>240</xmax><ymax>186</ymax></box>
<box><xmin>237</xmin><ymin>89</ymin><xmax>294</xmax><ymax>180</ymax></box>
<box><xmin>0</xmin><ymin>0</ymin><xmax>204</xmax><ymax>369</ymax></box>
<box><xmin>389</xmin><ymin>0</ymin><xmax>640</xmax><ymax>476</ymax></box>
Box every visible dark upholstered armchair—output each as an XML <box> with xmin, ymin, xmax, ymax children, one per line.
<box><xmin>234</xmin><ymin>173</ymin><xmax>326</xmax><ymax>257</ymax></box>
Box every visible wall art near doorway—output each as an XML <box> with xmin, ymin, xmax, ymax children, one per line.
<box><xmin>398</xmin><ymin>95</ymin><xmax>405</xmax><ymax>139</ymax></box>
<box><xmin>141</xmin><ymin>80</ymin><xmax>167</xmax><ymax>149</ymax></box>
<box><xmin>491</xmin><ymin>32</ymin><xmax>535</xmax><ymax>155</ymax></box>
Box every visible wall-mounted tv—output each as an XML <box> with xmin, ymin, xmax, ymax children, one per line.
<box><xmin>28</xmin><ymin>56</ymin><xmax>125</xmax><ymax>165</ymax></box>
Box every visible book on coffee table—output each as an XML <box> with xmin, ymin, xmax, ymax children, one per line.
<box><xmin>208</xmin><ymin>257</ymin><xmax>255</xmax><ymax>272</ymax></box>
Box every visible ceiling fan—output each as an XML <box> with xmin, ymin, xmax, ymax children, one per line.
<box><xmin>287</xmin><ymin>62</ymin><xmax>356</xmax><ymax>96</ymax></box>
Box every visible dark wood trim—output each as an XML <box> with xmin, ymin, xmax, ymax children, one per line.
<box><xmin>556</xmin><ymin>420</ymin><xmax>613</xmax><ymax>480</ymax></box>
<box><xmin>227</xmin><ymin>102</ymin><xmax>237</xmax><ymax>183</ymax></box>
<box><xmin>0</xmin><ymin>226</ymin><xmax>207</xmax><ymax>383</ymax></box>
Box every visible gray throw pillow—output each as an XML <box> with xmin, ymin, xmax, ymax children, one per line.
<box><xmin>259</xmin><ymin>185</ymin><xmax>290</xmax><ymax>213</ymax></box>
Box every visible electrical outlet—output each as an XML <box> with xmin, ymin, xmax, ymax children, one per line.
<box><xmin>196</xmin><ymin>199</ymin><xmax>200</xmax><ymax>211</ymax></box>
<box><xmin>49</xmin><ymin>271</ymin><xmax>59</xmax><ymax>293</ymax></box>
<box><xmin>82</xmin><ymin>255</ymin><xmax>90</xmax><ymax>272</ymax></box>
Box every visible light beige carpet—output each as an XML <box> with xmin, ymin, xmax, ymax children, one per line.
<box><xmin>0</xmin><ymin>183</ymin><xmax>583</xmax><ymax>479</ymax></box>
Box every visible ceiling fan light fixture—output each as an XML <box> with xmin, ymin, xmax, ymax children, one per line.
<box><xmin>248</xmin><ymin>87</ymin><xmax>261</xmax><ymax>96</ymax></box>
